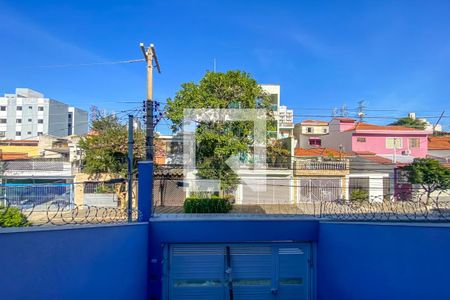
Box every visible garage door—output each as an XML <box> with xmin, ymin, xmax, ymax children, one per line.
<box><xmin>167</xmin><ymin>243</ymin><xmax>311</xmax><ymax>300</ymax></box>
<box><xmin>242</xmin><ymin>178</ymin><xmax>292</xmax><ymax>204</ymax></box>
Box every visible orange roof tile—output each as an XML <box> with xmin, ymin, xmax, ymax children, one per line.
<box><xmin>360</xmin><ymin>155</ymin><xmax>394</xmax><ymax>165</ymax></box>
<box><xmin>344</xmin><ymin>122</ymin><xmax>425</xmax><ymax>132</ymax></box>
<box><xmin>294</xmin><ymin>147</ymin><xmax>349</xmax><ymax>157</ymax></box>
<box><xmin>301</xmin><ymin>120</ymin><xmax>329</xmax><ymax>125</ymax></box>
<box><xmin>428</xmin><ymin>136</ymin><xmax>450</xmax><ymax>150</ymax></box>
<box><xmin>335</xmin><ymin>117</ymin><xmax>356</xmax><ymax>123</ymax></box>
<box><xmin>0</xmin><ymin>152</ymin><xmax>29</xmax><ymax>160</ymax></box>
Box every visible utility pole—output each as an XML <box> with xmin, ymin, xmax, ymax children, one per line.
<box><xmin>140</xmin><ymin>42</ymin><xmax>161</xmax><ymax>161</ymax></box>
<box><xmin>127</xmin><ymin>115</ymin><xmax>134</xmax><ymax>222</ymax></box>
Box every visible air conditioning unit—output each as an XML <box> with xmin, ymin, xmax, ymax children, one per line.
<box><xmin>402</xmin><ymin>150</ymin><xmax>411</xmax><ymax>155</ymax></box>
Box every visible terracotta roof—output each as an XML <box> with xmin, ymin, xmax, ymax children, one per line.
<box><xmin>359</xmin><ymin>155</ymin><xmax>394</xmax><ymax>165</ymax></box>
<box><xmin>345</xmin><ymin>122</ymin><xmax>424</xmax><ymax>132</ymax></box>
<box><xmin>335</xmin><ymin>117</ymin><xmax>356</xmax><ymax>123</ymax></box>
<box><xmin>428</xmin><ymin>136</ymin><xmax>450</xmax><ymax>150</ymax></box>
<box><xmin>0</xmin><ymin>152</ymin><xmax>29</xmax><ymax>160</ymax></box>
<box><xmin>294</xmin><ymin>147</ymin><xmax>349</xmax><ymax>157</ymax></box>
<box><xmin>301</xmin><ymin>120</ymin><xmax>329</xmax><ymax>125</ymax></box>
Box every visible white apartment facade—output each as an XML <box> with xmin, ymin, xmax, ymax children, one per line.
<box><xmin>260</xmin><ymin>84</ymin><xmax>294</xmax><ymax>138</ymax></box>
<box><xmin>0</xmin><ymin>88</ymin><xmax>88</xmax><ymax>140</ymax></box>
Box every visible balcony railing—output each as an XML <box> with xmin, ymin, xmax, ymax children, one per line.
<box><xmin>294</xmin><ymin>159</ymin><xmax>349</xmax><ymax>176</ymax></box>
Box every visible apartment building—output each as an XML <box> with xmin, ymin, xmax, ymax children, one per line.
<box><xmin>260</xmin><ymin>84</ymin><xmax>294</xmax><ymax>138</ymax></box>
<box><xmin>0</xmin><ymin>88</ymin><xmax>88</xmax><ymax>140</ymax></box>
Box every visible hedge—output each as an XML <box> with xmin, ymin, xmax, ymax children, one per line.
<box><xmin>183</xmin><ymin>196</ymin><xmax>232</xmax><ymax>213</ymax></box>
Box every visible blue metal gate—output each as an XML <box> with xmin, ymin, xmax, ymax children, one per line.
<box><xmin>167</xmin><ymin>243</ymin><xmax>312</xmax><ymax>300</ymax></box>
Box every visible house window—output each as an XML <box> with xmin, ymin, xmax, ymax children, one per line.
<box><xmin>357</xmin><ymin>137</ymin><xmax>366</xmax><ymax>142</ymax></box>
<box><xmin>386</xmin><ymin>137</ymin><xmax>403</xmax><ymax>149</ymax></box>
<box><xmin>16</xmin><ymin>119</ymin><xmax>22</xmax><ymax>124</ymax></box>
<box><xmin>307</xmin><ymin>127</ymin><xmax>313</xmax><ymax>133</ymax></box>
<box><xmin>0</xmin><ymin>106</ymin><xmax>6</xmax><ymax>111</ymax></box>
<box><xmin>409</xmin><ymin>138</ymin><xmax>420</xmax><ymax>148</ymax></box>
<box><xmin>0</xmin><ymin>119</ymin><xmax>6</xmax><ymax>123</ymax></box>
<box><xmin>17</xmin><ymin>106</ymin><xmax>22</xmax><ymax>111</ymax></box>
<box><xmin>38</xmin><ymin>106</ymin><xmax>44</xmax><ymax>111</ymax></box>
<box><xmin>323</xmin><ymin>128</ymin><xmax>327</xmax><ymax>133</ymax></box>
<box><xmin>28</xmin><ymin>118</ymin><xmax>32</xmax><ymax>122</ymax></box>
<box><xmin>27</xmin><ymin>131</ymin><xmax>32</xmax><ymax>135</ymax></box>
<box><xmin>16</xmin><ymin>131</ymin><xmax>21</xmax><ymax>136</ymax></box>
<box><xmin>0</xmin><ymin>131</ymin><xmax>5</xmax><ymax>137</ymax></box>
<box><xmin>37</xmin><ymin>132</ymin><xmax>43</xmax><ymax>136</ymax></box>
<box><xmin>28</xmin><ymin>106</ymin><xmax>33</xmax><ymax>109</ymax></box>
<box><xmin>38</xmin><ymin>119</ymin><xmax>44</xmax><ymax>124</ymax></box>
<box><xmin>309</xmin><ymin>138</ymin><xmax>322</xmax><ymax>146</ymax></box>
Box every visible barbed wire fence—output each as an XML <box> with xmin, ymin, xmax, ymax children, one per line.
<box><xmin>0</xmin><ymin>182</ymin><xmax>141</xmax><ymax>227</ymax></box>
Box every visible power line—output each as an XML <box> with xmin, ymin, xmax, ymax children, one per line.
<box><xmin>31</xmin><ymin>58</ymin><xmax>145</xmax><ymax>69</ymax></box>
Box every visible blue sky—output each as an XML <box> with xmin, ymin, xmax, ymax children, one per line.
<box><xmin>1</xmin><ymin>0</ymin><xmax>450</xmax><ymax>132</ymax></box>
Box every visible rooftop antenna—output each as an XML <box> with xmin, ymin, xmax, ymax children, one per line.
<box><xmin>340</xmin><ymin>104</ymin><xmax>348</xmax><ymax>117</ymax></box>
<box><xmin>332</xmin><ymin>107</ymin><xmax>338</xmax><ymax>117</ymax></box>
<box><xmin>357</xmin><ymin>100</ymin><xmax>366</xmax><ymax>122</ymax></box>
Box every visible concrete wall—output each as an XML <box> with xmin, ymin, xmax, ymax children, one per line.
<box><xmin>0</xmin><ymin>223</ymin><xmax>149</xmax><ymax>300</ymax></box>
<box><xmin>317</xmin><ymin>222</ymin><xmax>450</xmax><ymax>300</ymax></box>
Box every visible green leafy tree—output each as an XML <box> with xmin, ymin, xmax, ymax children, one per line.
<box><xmin>166</xmin><ymin>70</ymin><xmax>276</xmax><ymax>191</ymax></box>
<box><xmin>389</xmin><ymin>117</ymin><xmax>426</xmax><ymax>130</ymax></box>
<box><xmin>78</xmin><ymin>113</ymin><xmax>145</xmax><ymax>177</ymax></box>
<box><xmin>404</xmin><ymin>158</ymin><xmax>450</xmax><ymax>203</ymax></box>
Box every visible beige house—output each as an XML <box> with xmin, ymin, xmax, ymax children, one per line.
<box><xmin>293</xmin><ymin>120</ymin><xmax>329</xmax><ymax>148</ymax></box>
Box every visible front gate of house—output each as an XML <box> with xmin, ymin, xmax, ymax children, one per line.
<box><xmin>298</xmin><ymin>178</ymin><xmax>341</xmax><ymax>202</ymax></box>
<box><xmin>166</xmin><ymin>243</ymin><xmax>312</xmax><ymax>300</ymax></box>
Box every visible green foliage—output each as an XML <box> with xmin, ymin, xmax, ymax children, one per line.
<box><xmin>404</xmin><ymin>158</ymin><xmax>450</xmax><ymax>202</ymax></box>
<box><xmin>183</xmin><ymin>196</ymin><xmax>232</xmax><ymax>213</ymax></box>
<box><xmin>389</xmin><ymin>117</ymin><xmax>426</xmax><ymax>130</ymax></box>
<box><xmin>0</xmin><ymin>206</ymin><xmax>31</xmax><ymax>227</ymax></box>
<box><xmin>165</xmin><ymin>70</ymin><xmax>275</xmax><ymax>191</ymax></box>
<box><xmin>183</xmin><ymin>196</ymin><xmax>232</xmax><ymax>214</ymax></box>
<box><xmin>350</xmin><ymin>189</ymin><xmax>369</xmax><ymax>202</ymax></box>
<box><xmin>95</xmin><ymin>184</ymin><xmax>115</xmax><ymax>194</ymax></box>
<box><xmin>78</xmin><ymin>113</ymin><xmax>146</xmax><ymax>177</ymax></box>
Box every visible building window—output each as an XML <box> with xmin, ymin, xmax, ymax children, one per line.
<box><xmin>0</xmin><ymin>106</ymin><xmax>6</xmax><ymax>111</ymax></box>
<box><xmin>16</xmin><ymin>119</ymin><xmax>22</xmax><ymax>124</ymax></box>
<box><xmin>0</xmin><ymin>131</ymin><xmax>5</xmax><ymax>137</ymax></box>
<box><xmin>17</xmin><ymin>106</ymin><xmax>22</xmax><ymax>111</ymax></box>
<box><xmin>27</xmin><ymin>131</ymin><xmax>32</xmax><ymax>135</ymax></box>
<box><xmin>16</xmin><ymin>131</ymin><xmax>21</xmax><ymax>136</ymax></box>
<box><xmin>0</xmin><ymin>119</ymin><xmax>6</xmax><ymax>124</ymax></box>
<box><xmin>307</xmin><ymin>127</ymin><xmax>313</xmax><ymax>133</ymax></box>
<box><xmin>28</xmin><ymin>106</ymin><xmax>33</xmax><ymax>109</ymax></box>
<box><xmin>357</xmin><ymin>137</ymin><xmax>366</xmax><ymax>142</ymax></box>
<box><xmin>38</xmin><ymin>106</ymin><xmax>44</xmax><ymax>111</ymax></box>
<box><xmin>323</xmin><ymin>128</ymin><xmax>327</xmax><ymax>133</ymax></box>
<box><xmin>28</xmin><ymin>118</ymin><xmax>32</xmax><ymax>122</ymax></box>
<box><xmin>38</xmin><ymin>119</ymin><xmax>44</xmax><ymax>124</ymax></box>
<box><xmin>37</xmin><ymin>132</ymin><xmax>43</xmax><ymax>136</ymax></box>
<box><xmin>409</xmin><ymin>138</ymin><xmax>420</xmax><ymax>148</ymax></box>
<box><xmin>386</xmin><ymin>137</ymin><xmax>403</xmax><ymax>149</ymax></box>
<box><xmin>309</xmin><ymin>138</ymin><xmax>322</xmax><ymax>146</ymax></box>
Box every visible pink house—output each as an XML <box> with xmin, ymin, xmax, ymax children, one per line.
<box><xmin>322</xmin><ymin>118</ymin><xmax>429</xmax><ymax>161</ymax></box>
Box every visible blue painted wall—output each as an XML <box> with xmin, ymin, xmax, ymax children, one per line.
<box><xmin>148</xmin><ymin>218</ymin><xmax>318</xmax><ymax>299</ymax></box>
<box><xmin>0</xmin><ymin>223</ymin><xmax>149</xmax><ymax>300</ymax></box>
<box><xmin>317</xmin><ymin>222</ymin><xmax>450</xmax><ymax>300</ymax></box>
